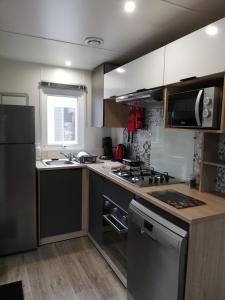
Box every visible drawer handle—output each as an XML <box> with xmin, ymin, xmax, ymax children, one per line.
<box><xmin>103</xmin><ymin>214</ymin><xmax>128</xmax><ymax>234</ymax></box>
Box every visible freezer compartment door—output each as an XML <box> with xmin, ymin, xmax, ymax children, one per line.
<box><xmin>0</xmin><ymin>144</ymin><xmax>37</xmax><ymax>255</ymax></box>
<box><xmin>0</xmin><ymin>105</ymin><xmax>35</xmax><ymax>143</ymax></box>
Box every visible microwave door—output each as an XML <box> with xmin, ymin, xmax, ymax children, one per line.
<box><xmin>195</xmin><ymin>89</ymin><xmax>204</xmax><ymax>127</ymax></box>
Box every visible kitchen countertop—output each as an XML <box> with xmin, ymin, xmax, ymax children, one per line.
<box><xmin>36</xmin><ymin>160</ymin><xmax>121</xmax><ymax>170</ymax></box>
<box><xmin>36</xmin><ymin>160</ymin><xmax>225</xmax><ymax>224</ymax></box>
<box><xmin>87</xmin><ymin>164</ymin><xmax>225</xmax><ymax>224</ymax></box>
<box><xmin>36</xmin><ymin>160</ymin><xmax>86</xmax><ymax>170</ymax></box>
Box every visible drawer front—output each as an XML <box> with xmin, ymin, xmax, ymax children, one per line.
<box><xmin>103</xmin><ymin>178</ymin><xmax>133</xmax><ymax>212</ymax></box>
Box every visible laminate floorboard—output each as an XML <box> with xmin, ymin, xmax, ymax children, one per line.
<box><xmin>0</xmin><ymin>237</ymin><xmax>127</xmax><ymax>300</ymax></box>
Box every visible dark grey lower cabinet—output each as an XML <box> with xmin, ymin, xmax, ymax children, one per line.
<box><xmin>39</xmin><ymin>168</ymin><xmax>82</xmax><ymax>239</ymax></box>
<box><xmin>88</xmin><ymin>171</ymin><xmax>104</xmax><ymax>244</ymax></box>
<box><xmin>103</xmin><ymin>178</ymin><xmax>133</xmax><ymax>212</ymax></box>
<box><xmin>88</xmin><ymin>171</ymin><xmax>133</xmax><ymax>245</ymax></box>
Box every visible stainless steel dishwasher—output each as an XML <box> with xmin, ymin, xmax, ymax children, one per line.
<box><xmin>128</xmin><ymin>200</ymin><xmax>188</xmax><ymax>300</ymax></box>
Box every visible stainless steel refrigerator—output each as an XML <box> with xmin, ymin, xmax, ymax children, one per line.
<box><xmin>0</xmin><ymin>105</ymin><xmax>37</xmax><ymax>256</ymax></box>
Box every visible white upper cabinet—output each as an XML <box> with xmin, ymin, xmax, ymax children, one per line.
<box><xmin>125</xmin><ymin>47</ymin><xmax>165</xmax><ymax>94</ymax></box>
<box><xmin>164</xmin><ymin>17</ymin><xmax>225</xmax><ymax>85</ymax></box>
<box><xmin>104</xmin><ymin>65</ymin><xmax>129</xmax><ymax>98</ymax></box>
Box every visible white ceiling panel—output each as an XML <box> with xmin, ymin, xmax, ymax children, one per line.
<box><xmin>161</xmin><ymin>0</ymin><xmax>225</xmax><ymax>18</ymax></box>
<box><xmin>0</xmin><ymin>31</ymin><xmax>119</xmax><ymax>70</ymax></box>
<box><xmin>0</xmin><ymin>0</ymin><xmax>224</xmax><ymax>69</ymax></box>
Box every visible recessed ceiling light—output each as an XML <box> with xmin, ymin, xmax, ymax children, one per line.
<box><xmin>205</xmin><ymin>25</ymin><xmax>218</xmax><ymax>36</ymax></box>
<box><xmin>85</xmin><ymin>37</ymin><xmax>104</xmax><ymax>46</ymax></box>
<box><xmin>116</xmin><ymin>67</ymin><xmax>126</xmax><ymax>73</ymax></box>
<box><xmin>124</xmin><ymin>1</ymin><xmax>136</xmax><ymax>13</ymax></box>
<box><xmin>65</xmin><ymin>60</ymin><xmax>72</xmax><ymax>67</ymax></box>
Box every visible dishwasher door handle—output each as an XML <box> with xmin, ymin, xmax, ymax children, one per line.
<box><xmin>140</xmin><ymin>225</ymin><xmax>157</xmax><ymax>242</ymax></box>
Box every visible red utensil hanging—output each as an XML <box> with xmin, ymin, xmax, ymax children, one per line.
<box><xmin>135</xmin><ymin>107</ymin><xmax>145</xmax><ymax>130</ymax></box>
<box><xmin>127</xmin><ymin>107</ymin><xmax>136</xmax><ymax>143</ymax></box>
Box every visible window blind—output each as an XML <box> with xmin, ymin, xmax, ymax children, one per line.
<box><xmin>39</xmin><ymin>81</ymin><xmax>87</xmax><ymax>97</ymax></box>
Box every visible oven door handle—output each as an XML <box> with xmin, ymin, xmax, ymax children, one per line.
<box><xmin>103</xmin><ymin>214</ymin><xmax>128</xmax><ymax>234</ymax></box>
<box><xmin>195</xmin><ymin>89</ymin><xmax>203</xmax><ymax>126</ymax></box>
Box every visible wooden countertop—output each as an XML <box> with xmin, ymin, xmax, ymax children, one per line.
<box><xmin>87</xmin><ymin>164</ymin><xmax>225</xmax><ymax>224</ymax></box>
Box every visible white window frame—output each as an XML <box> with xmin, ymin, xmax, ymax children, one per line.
<box><xmin>40</xmin><ymin>89</ymin><xmax>85</xmax><ymax>151</ymax></box>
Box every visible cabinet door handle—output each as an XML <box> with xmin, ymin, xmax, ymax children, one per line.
<box><xmin>180</xmin><ymin>76</ymin><xmax>197</xmax><ymax>82</ymax></box>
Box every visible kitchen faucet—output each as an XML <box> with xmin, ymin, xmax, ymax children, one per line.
<box><xmin>60</xmin><ymin>152</ymin><xmax>74</xmax><ymax>162</ymax></box>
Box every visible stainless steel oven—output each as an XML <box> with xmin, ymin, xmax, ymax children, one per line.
<box><xmin>168</xmin><ymin>86</ymin><xmax>222</xmax><ymax>129</ymax></box>
<box><xmin>101</xmin><ymin>194</ymin><xmax>128</xmax><ymax>284</ymax></box>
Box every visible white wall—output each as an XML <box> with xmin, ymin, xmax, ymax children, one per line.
<box><xmin>110</xmin><ymin>128</ymin><xmax>124</xmax><ymax>145</ymax></box>
<box><xmin>0</xmin><ymin>58</ymin><xmax>110</xmax><ymax>156</ymax></box>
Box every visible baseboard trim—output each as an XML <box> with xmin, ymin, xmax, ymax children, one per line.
<box><xmin>40</xmin><ymin>231</ymin><xmax>87</xmax><ymax>245</ymax></box>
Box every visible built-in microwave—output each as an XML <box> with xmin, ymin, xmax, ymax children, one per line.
<box><xmin>168</xmin><ymin>87</ymin><xmax>222</xmax><ymax>129</ymax></box>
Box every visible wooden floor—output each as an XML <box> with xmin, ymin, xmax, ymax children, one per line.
<box><xmin>0</xmin><ymin>237</ymin><xmax>127</xmax><ymax>300</ymax></box>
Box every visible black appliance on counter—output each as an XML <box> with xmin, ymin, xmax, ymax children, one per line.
<box><xmin>0</xmin><ymin>105</ymin><xmax>37</xmax><ymax>256</ymax></box>
<box><xmin>168</xmin><ymin>86</ymin><xmax>222</xmax><ymax>129</ymax></box>
<box><xmin>112</xmin><ymin>167</ymin><xmax>181</xmax><ymax>187</ymax></box>
<box><xmin>100</xmin><ymin>137</ymin><xmax>113</xmax><ymax>160</ymax></box>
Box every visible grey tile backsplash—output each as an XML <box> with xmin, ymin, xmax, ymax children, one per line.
<box><xmin>122</xmin><ymin>103</ymin><xmax>225</xmax><ymax>193</ymax></box>
<box><xmin>123</xmin><ymin>103</ymin><xmax>195</xmax><ymax>180</ymax></box>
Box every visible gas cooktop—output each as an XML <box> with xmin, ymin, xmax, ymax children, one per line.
<box><xmin>111</xmin><ymin>168</ymin><xmax>182</xmax><ymax>187</ymax></box>
<box><xmin>149</xmin><ymin>190</ymin><xmax>206</xmax><ymax>209</ymax></box>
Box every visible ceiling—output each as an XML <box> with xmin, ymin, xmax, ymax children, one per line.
<box><xmin>0</xmin><ymin>0</ymin><xmax>224</xmax><ymax>70</ymax></box>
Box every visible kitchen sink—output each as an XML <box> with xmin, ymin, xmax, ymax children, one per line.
<box><xmin>43</xmin><ymin>159</ymin><xmax>79</xmax><ymax>166</ymax></box>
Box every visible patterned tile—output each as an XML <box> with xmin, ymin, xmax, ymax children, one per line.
<box><xmin>123</xmin><ymin>103</ymin><xmax>225</xmax><ymax>194</ymax></box>
<box><xmin>218</xmin><ymin>134</ymin><xmax>225</xmax><ymax>162</ymax></box>
<box><xmin>216</xmin><ymin>167</ymin><xmax>225</xmax><ymax>193</ymax></box>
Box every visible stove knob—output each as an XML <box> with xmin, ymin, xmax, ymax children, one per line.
<box><xmin>203</xmin><ymin>109</ymin><xmax>211</xmax><ymax>118</ymax></box>
<box><xmin>204</xmin><ymin>97</ymin><xmax>212</xmax><ymax>106</ymax></box>
<box><xmin>113</xmin><ymin>207</ymin><xmax>118</xmax><ymax>213</ymax></box>
<box><xmin>104</xmin><ymin>200</ymin><xmax>110</xmax><ymax>207</ymax></box>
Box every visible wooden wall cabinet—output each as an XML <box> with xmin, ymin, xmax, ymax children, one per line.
<box><xmin>104</xmin><ymin>98</ymin><xmax>129</xmax><ymax>128</ymax></box>
<box><xmin>164</xmin><ymin>18</ymin><xmax>225</xmax><ymax>85</ymax></box>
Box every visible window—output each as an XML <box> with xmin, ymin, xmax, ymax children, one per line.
<box><xmin>41</xmin><ymin>90</ymin><xmax>85</xmax><ymax>150</ymax></box>
<box><xmin>47</xmin><ymin>96</ymin><xmax>78</xmax><ymax>145</ymax></box>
